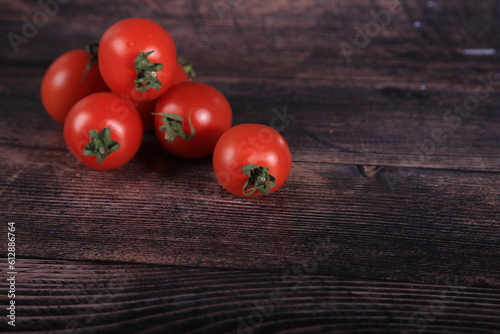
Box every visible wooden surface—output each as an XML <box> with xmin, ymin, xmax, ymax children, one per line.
<box><xmin>1</xmin><ymin>0</ymin><xmax>500</xmax><ymax>333</ymax></box>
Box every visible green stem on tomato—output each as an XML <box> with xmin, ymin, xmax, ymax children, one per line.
<box><xmin>83</xmin><ymin>41</ymin><xmax>99</xmax><ymax>83</ymax></box>
<box><xmin>242</xmin><ymin>164</ymin><xmax>276</xmax><ymax>196</ymax></box>
<box><xmin>154</xmin><ymin>110</ymin><xmax>196</xmax><ymax>142</ymax></box>
<box><xmin>178</xmin><ymin>58</ymin><xmax>196</xmax><ymax>80</ymax></box>
<box><xmin>134</xmin><ymin>50</ymin><xmax>164</xmax><ymax>92</ymax></box>
<box><xmin>83</xmin><ymin>128</ymin><xmax>120</xmax><ymax>164</ymax></box>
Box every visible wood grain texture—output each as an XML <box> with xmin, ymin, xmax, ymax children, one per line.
<box><xmin>1</xmin><ymin>66</ymin><xmax>500</xmax><ymax>170</ymax></box>
<box><xmin>2</xmin><ymin>258</ymin><xmax>500</xmax><ymax>333</ymax></box>
<box><xmin>2</xmin><ymin>0</ymin><xmax>500</xmax><ymax>82</ymax></box>
<box><xmin>1</xmin><ymin>140</ymin><xmax>499</xmax><ymax>286</ymax></box>
<box><xmin>1</xmin><ymin>0</ymin><xmax>500</xmax><ymax>332</ymax></box>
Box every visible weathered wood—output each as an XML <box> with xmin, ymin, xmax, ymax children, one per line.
<box><xmin>1</xmin><ymin>142</ymin><xmax>499</xmax><ymax>286</ymax></box>
<box><xmin>1</xmin><ymin>66</ymin><xmax>500</xmax><ymax>170</ymax></box>
<box><xmin>2</xmin><ymin>0</ymin><xmax>500</xmax><ymax>82</ymax></box>
<box><xmin>2</xmin><ymin>0</ymin><xmax>500</xmax><ymax>170</ymax></box>
<box><xmin>1</xmin><ymin>0</ymin><xmax>500</xmax><ymax>332</ymax></box>
<box><xmin>4</xmin><ymin>258</ymin><xmax>500</xmax><ymax>333</ymax></box>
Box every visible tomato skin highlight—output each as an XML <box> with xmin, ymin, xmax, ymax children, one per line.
<box><xmin>64</xmin><ymin>92</ymin><xmax>143</xmax><ymax>170</ymax></box>
<box><xmin>98</xmin><ymin>18</ymin><xmax>177</xmax><ymax>102</ymax></box>
<box><xmin>154</xmin><ymin>82</ymin><xmax>232</xmax><ymax>159</ymax></box>
<box><xmin>41</xmin><ymin>49</ymin><xmax>109</xmax><ymax>124</ymax></box>
<box><xmin>213</xmin><ymin>124</ymin><xmax>292</xmax><ymax>197</ymax></box>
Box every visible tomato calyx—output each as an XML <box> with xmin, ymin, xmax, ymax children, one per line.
<box><xmin>178</xmin><ymin>58</ymin><xmax>196</xmax><ymax>80</ymax></box>
<box><xmin>134</xmin><ymin>51</ymin><xmax>164</xmax><ymax>92</ymax></box>
<box><xmin>83</xmin><ymin>41</ymin><xmax>99</xmax><ymax>83</ymax></box>
<box><xmin>83</xmin><ymin>128</ymin><xmax>121</xmax><ymax>164</ymax></box>
<box><xmin>242</xmin><ymin>164</ymin><xmax>276</xmax><ymax>196</ymax></box>
<box><xmin>154</xmin><ymin>111</ymin><xmax>196</xmax><ymax>142</ymax></box>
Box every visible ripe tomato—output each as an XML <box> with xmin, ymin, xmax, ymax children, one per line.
<box><xmin>213</xmin><ymin>124</ymin><xmax>292</xmax><ymax>197</ymax></box>
<box><xmin>135</xmin><ymin>60</ymin><xmax>194</xmax><ymax>131</ymax></box>
<box><xmin>154</xmin><ymin>82</ymin><xmax>232</xmax><ymax>159</ymax></box>
<box><xmin>41</xmin><ymin>46</ymin><xmax>109</xmax><ymax>124</ymax></box>
<box><xmin>173</xmin><ymin>58</ymin><xmax>195</xmax><ymax>85</ymax></box>
<box><xmin>64</xmin><ymin>92</ymin><xmax>143</xmax><ymax>170</ymax></box>
<box><xmin>98</xmin><ymin>18</ymin><xmax>177</xmax><ymax>102</ymax></box>
<box><xmin>135</xmin><ymin>98</ymin><xmax>159</xmax><ymax>132</ymax></box>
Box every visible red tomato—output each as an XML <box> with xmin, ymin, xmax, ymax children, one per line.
<box><xmin>98</xmin><ymin>18</ymin><xmax>177</xmax><ymax>102</ymax></box>
<box><xmin>135</xmin><ymin>98</ymin><xmax>158</xmax><ymax>131</ymax></box>
<box><xmin>154</xmin><ymin>82</ymin><xmax>232</xmax><ymax>159</ymax></box>
<box><xmin>213</xmin><ymin>124</ymin><xmax>292</xmax><ymax>197</ymax></box>
<box><xmin>172</xmin><ymin>60</ymin><xmax>191</xmax><ymax>85</ymax></box>
<box><xmin>64</xmin><ymin>92</ymin><xmax>143</xmax><ymax>170</ymax></box>
<box><xmin>41</xmin><ymin>48</ymin><xmax>108</xmax><ymax>124</ymax></box>
<box><xmin>135</xmin><ymin>60</ymin><xmax>192</xmax><ymax>131</ymax></box>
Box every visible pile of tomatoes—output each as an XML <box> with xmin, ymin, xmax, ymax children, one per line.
<box><xmin>41</xmin><ymin>18</ymin><xmax>291</xmax><ymax>197</ymax></box>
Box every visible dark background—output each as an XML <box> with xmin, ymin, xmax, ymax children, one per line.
<box><xmin>1</xmin><ymin>0</ymin><xmax>499</xmax><ymax>333</ymax></box>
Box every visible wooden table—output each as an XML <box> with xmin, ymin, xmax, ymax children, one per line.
<box><xmin>1</xmin><ymin>0</ymin><xmax>500</xmax><ymax>333</ymax></box>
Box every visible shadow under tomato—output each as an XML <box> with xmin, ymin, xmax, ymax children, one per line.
<box><xmin>134</xmin><ymin>130</ymin><xmax>214</xmax><ymax>176</ymax></box>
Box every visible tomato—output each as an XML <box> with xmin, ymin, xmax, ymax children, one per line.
<box><xmin>99</xmin><ymin>18</ymin><xmax>177</xmax><ymax>102</ymax></box>
<box><xmin>213</xmin><ymin>124</ymin><xmax>292</xmax><ymax>197</ymax></box>
<box><xmin>135</xmin><ymin>60</ymin><xmax>193</xmax><ymax>131</ymax></box>
<box><xmin>41</xmin><ymin>46</ymin><xmax>109</xmax><ymax>124</ymax></box>
<box><xmin>64</xmin><ymin>92</ymin><xmax>143</xmax><ymax>170</ymax></box>
<box><xmin>172</xmin><ymin>59</ymin><xmax>194</xmax><ymax>85</ymax></box>
<box><xmin>135</xmin><ymin>98</ymin><xmax>158</xmax><ymax>132</ymax></box>
<box><xmin>154</xmin><ymin>82</ymin><xmax>232</xmax><ymax>159</ymax></box>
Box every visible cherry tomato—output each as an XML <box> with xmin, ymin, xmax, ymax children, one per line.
<box><xmin>41</xmin><ymin>46</ymin><xmax>108</xmax><ymax>124</ymax></box>
<box><xmin>213</xmin><ymin>124</ymin><xmax>292</xmax><ymax>197</ymax></box>
<box><xmin>64</xmin><ymin>92</ymin><xmax>143</xmax><ymax>170</ymax></box>
<box><xmin>99</xmin><ymin>18</ymin><xmax>177</xmax><ymax>102</ymax></box>
<box><xmin>136</xmin><ymin>60</ymin><xmax>193</xmax><ymax>131</ymax></box>
<box><xmin>132</xmin><ymin>97</ymin><xmax>158</xmax><ymax>132</ymax></box>
<box><xmin>172</xmin><ymin>59</ymin><xmax>193</xmax><ymax>85</ymax></box>
<box><xmin>154</xmin><ymin>82</ymin><xmax>232</xmax><ymax>159</ymax></box>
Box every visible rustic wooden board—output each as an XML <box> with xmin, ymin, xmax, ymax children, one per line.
<box><xmin>1</xmin><ymin>0</ymin><xmax>500</xmax><ymax>88</ymax></box>
<box><xmin>2</xmin><ymin>0</ymin><xmax>500</xmax><ymax>170</ymax></box>
<box><xmin>1</xmin><ymin>141</ymin><xmax>499</xmax><ymax>286</ymax></box>
<box><xmin>1</xmin><ymin>66</ymin><xmax>500</xmax><ymax>171</ymax></box>
<box><xmin>1</xmin><ymin>0</ymin><xmax>499</xmax><ymax>332</ymax></box>
<box><xmin>4</xmin><ymin>258</ymin><xmax>500</xmax><ymax>333</ymax></box>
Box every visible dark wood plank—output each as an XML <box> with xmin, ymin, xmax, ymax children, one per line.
<box><xmin>2</xmin><ymin>0</ymin><xmax>500</xmax><ymax>170</ymax></box>
<box><xmin>1</xmin><ymin>2</ymin><xmax>500</xmax><ymax>333</ymax></box>
<box><xmin>1</xmin><ymin>66</ymin><xmax>500</xmax><ymax>170</ymax></box>
<box><xmin>1</xmin><ymin>140</ymin><xmax>499</xmax><ymax>287</ymax></box>
<box><xmin>3</xmin><ymin>0</ymin><xmax>500</xmax><ymax>83</ymax></box>
<box><xmin>3</xmin><ymin>258</ymin><xmax>500</xmax><ymax>333</ymax></box>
